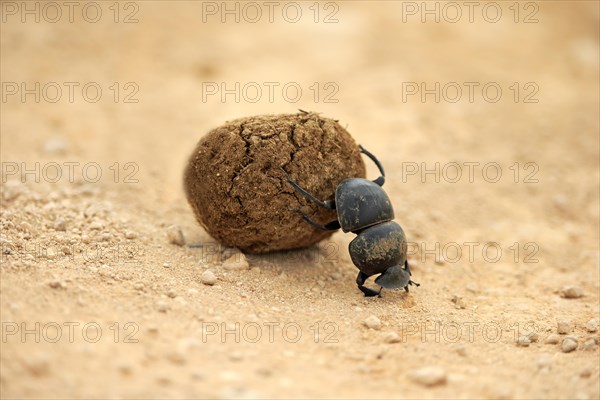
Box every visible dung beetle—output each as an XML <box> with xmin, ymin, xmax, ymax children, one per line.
<box><xmin>283</xmin><ymin>145</ymin><xmax>420</xmax><ymax>297</ymax></box>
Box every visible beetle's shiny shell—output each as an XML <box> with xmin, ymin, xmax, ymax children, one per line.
<box><xmin>335</xmin><ymin>178</ymin><xmax>394</xmax><ymax>233</ymax></box>
<box><xmin>348</xmin><ymin>221</ymin><xmax>407</xmax><ymax>275</ymax></box>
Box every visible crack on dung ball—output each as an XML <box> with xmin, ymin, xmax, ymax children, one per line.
<box><xmin>184</xmin><ymin>112</ymin><xmax>366</xmax><ymax>253</ymax></box>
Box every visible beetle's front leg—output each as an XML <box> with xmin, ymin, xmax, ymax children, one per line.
<box><xmin>356</xmin><ymin>272</ymin><xmax>381</xmax><ymax>297</ymax></box>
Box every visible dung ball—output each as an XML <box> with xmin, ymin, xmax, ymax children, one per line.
<box><xmin>184</xmin><ymin>112</ymin><xmax>366</xmax><ymax>253</ymax></box>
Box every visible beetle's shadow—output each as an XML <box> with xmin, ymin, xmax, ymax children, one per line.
<box><xmin>245</xmin><ymin>242</ymin><xmax>338</xmax><ymax>273</ymax></box>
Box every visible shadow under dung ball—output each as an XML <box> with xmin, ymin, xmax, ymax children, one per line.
<box><xmin>184</xmin><ymin>112</ymin><xmax>366</xmax><ymax>253</ymax></box>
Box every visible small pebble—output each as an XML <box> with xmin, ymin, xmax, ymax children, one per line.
<box><xmin>537</xmin><ymin>353</ymin><xmax>552</xmax><ymax>370</ymax></box>
<box><xmin>256</xmin><ymin>367</ymin><xmax>272</xmax><ymax>377</ymax></box>
<box><xmin>553</xmin><ymin>194</ymin><xmax>568</xmax><ymax>212</ymax></box>
<box><xmin>586</xmin><ymin>319</ymin><xmax>598</xmax><ymax>332</ymax></box>
<box><xmin>48</xmin><ymin>280</ymin><xmax>66</xmax><ymax>289</ymax></box>
<box><xmin>527</xmin><ymin>332</ymin><xmax>539</xmax><ymax>342</ymax></box>
<box><xmin>451</xmin><ymin>295</ymin><xmax>466</xmax><ymax>309</ymax></box>
<box><xmin>90</xmin><ymin>221</ymin><xmax>103</xmax><ymax>230</ymax></box>
<box><xmin>157</xmin><ymin>301</ymin><xmax>170</xmax><ymax>313</ymax></box>
<box><xmin>167</xmin><ymin>289</ymin><xmax>177</xmax><ymax>298</ymax></box>
<box><xmin>191</xmin><ymin>370</ymin><xmax>206</xmax><ymax>381</ymax></box>
<box><xmin>409</xmin><ymin>366</ymin><xmax>447</xmax><ymax>387</ymax></box>
<box><xmin>201</xmin><ymin>270</ymin><xmax>217</xmax><ymax>286</ymax></box>
<box><xmin>20</xmin><ymin>221</ymin><xmax>32</xmax><ymax>232</ymax></box>
<box><xmin>330</xmin><ymin>272</ymin><xmax>342</xmax><ymax>280</ymax></box>
<box><xmin>383</xmin><ymin>332</ymin><xmax>401</xmax><ymax>344</ymax></box>
<box><xmin>125</xmin><ymin>230</ymin><xmax>137</xmax><ymax>239</ymax></box>
<box><xmin>364</xmin><ymin>315</ymin><xmax>382</xmax><ymax>330</ymax></box>
<box><xmin>167</xmin><ymin>350</ymin><xmax>186</xmax><ymax>365</ymax></box>
<box><xmin>23</xmin><ymin>356</ymin><xmax>51</xmax><ymax>377</ymax></box>
<box><xmin>454</xmin><ymin>344</ymin><xmax>467</xmax><ymax>357</ymax></box>
<box><xmin>53</xmin><ymin>219</ymin><xmax>67</xmax><ymax>231</ymax></box>
<box><xmin>117</xmin><ymin>362</ymin><xmax>133</xmax><ymax>375</ymax></box>
<box><xmin>43</xmin><ymin>137</ymin><xmax>69</xmax><ymax>155</ymax></box>
<box><xmin>466</xmin><ymin>283</ymin><xmax>479</xmax><ymax>293</ymax></box>
<box><xmin>156</xmin><ymin>375</ymin><xmax>171</xmax><ymax>386</ymax></box>
<box><xmin>516</xmin><ymin>335</ymin><xmax>531</xmax><ymax>347</ymax></box>
<box><xmin>561</xmin><ymin>337</ymin><xmax>578</xmax><ymax>353</ymax></box>
<box><xmin>166</xmin><ymin>225</ymin><xmax>185</xmax><ymax>246</ymax></box>
<box><xmin>557</xmin><ymin>320</ymin><xmax>571</xmax><ymax>334</ymax></box>
<box><xmin>561</xmin><ymin>286</ymin><xmax>584</xmax><ymax>299</ymax></box>
<box><xmin>133</xmin><ymin>282</ymin><xmax>144</xmax><ymax>291</ymax></box>
<box><xmin>45</xmin><ymin>248</ymin><xmax>58</xmax><ymax>260</ymax></box>
<box><xmin>222</xmin><ymin>253</ymin><xmax>250</xmax><ymax>270</ymax></box>
<box><xmin>429</xmin><ymin>210</ymin><xmax>443</xmax><ymax>221</ymax></box>
<box><xmin>545</xmin><ymin>333</ymin><xmax>561</xmax><ymax>344</ymax></box>
<box><xmin>580</xmin><ymin>368</ymin><xmax>592</xmax><ymax>378</ymax></box>
<box><xmin>582</xmin><ymin>338</ymin><xmax>596</xmax><ymax>351</ymax></box>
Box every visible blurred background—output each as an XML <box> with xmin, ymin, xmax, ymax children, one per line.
<box><xmin>1</xmin><ymin>1</ymin><xmax>599</xmax><ymax>399</ymax></box>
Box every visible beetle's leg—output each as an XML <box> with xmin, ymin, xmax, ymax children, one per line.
<box><xmin>356</xmin><ymin>272</ymin><xmax>382</xmax><ymax>297</ymax></box>
<box><xmin>281</xmin><ymin>168</ymin><xmax>336</xmax><ymax>209</ymax></box>
<box><xmin>293</xmin><ymin>210</ymin><xmax>340</xmax><ymax>231</ymax></box>
<box><xmin>404</xmin><ymin>260</ymin><xmax>420</xmax><ymax>289</ymax></box>
<box><xmin>404</xmin><ymin>281</ymin><xmax>420</xmax><ymax>292</ymax></box>
<box><xmin>359</xmin><ymin>145</ymin><xmax>385</xmax><ymax>187</ymax></box>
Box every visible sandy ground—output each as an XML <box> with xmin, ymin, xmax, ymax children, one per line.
<box><xmin>1</xmin><ymin>1</ymin><xmax>599</xmax><ymax>399</ymax></box>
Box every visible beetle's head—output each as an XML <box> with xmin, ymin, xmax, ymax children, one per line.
<box><xmin>374</xmin><ymin>265</ymin><xmax>411</xmax><ymax>289</ymax></box>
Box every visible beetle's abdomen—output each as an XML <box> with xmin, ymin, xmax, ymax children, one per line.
<box><xmin>349</xmin><ymin>221</ymin><xmax>407</xmax><ymax>276</ymax></box>
<box><xmin>335</xmin><ymin>178</ymin><xmax>394</xmax><ymax>233</ymax></box>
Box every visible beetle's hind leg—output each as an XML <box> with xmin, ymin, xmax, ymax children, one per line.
<box><xmin>359</xmin><ymin>145</ymin><xmax>385</xmax><ymax>187</ymax></box>
<box><xmin>281</xmin><ymin>168</ymin><xmax>336</xmax><ymax>210</ymax></box>
<box><xmin>356</xmin><ymin>272</ymin><xmax>382</xmax><ymax>297</ymax></box>
<box><xmin>292</xmin><ymin>209</ymin><xmax>340</xmax><ymax>231</ymax></box>
<box><xmin>404</xmin><ymin>260</ymin><xmax>420</xmax><ymax>290</ymax></box>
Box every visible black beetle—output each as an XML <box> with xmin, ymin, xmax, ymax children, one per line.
<box><xmin>283</xmin><ymin>145</ymin><xmax>419</xmax><ymax>297</ymax></box>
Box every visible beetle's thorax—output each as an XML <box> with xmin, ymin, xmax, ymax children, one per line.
<box><xmin>335</xmin><ymin>178</ymin><xmax>394</xmax><ymax>233</ymax></box>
